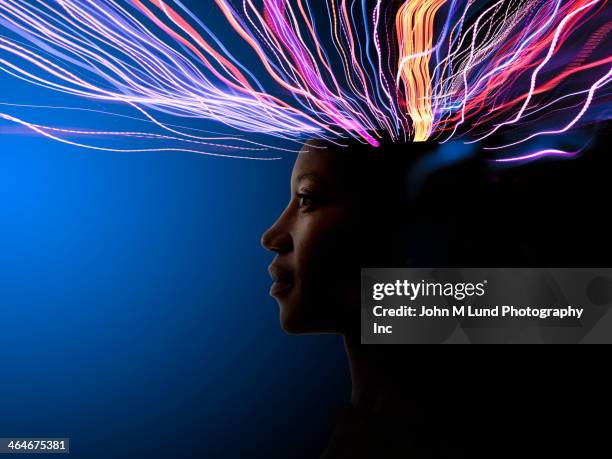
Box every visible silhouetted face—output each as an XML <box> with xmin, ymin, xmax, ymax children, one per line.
<box><xmin>261</xmin><ymin>141</ymin><xmax>360</xmax><ymax>335</ymax></box>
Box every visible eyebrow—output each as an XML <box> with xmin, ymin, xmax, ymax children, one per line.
<box><xmin>296</xmin><ymin>172</ymin><xmax>328</xmax><ymax>187</ymax></box>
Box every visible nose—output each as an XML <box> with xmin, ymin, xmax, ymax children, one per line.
<box><xmin>261</xmin><ymin>208</ymin><xmax>293</xmax><ymax>253</ymax></box>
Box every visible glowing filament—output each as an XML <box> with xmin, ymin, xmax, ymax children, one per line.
<box><xmin>396</xmin><ymin>0</ymin><xmax>447</xmax><ymax>142</ymax></box>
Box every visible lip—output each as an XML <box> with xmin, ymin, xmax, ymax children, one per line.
<box><xmin>269</xmin><ymin>281</ymin><xmax>294</xmax><ymax>297</ymax></box>
<box><xmin>268</xmin><ymin>263</ymin><xmax>294</xmax><ymax>297</ymax></box>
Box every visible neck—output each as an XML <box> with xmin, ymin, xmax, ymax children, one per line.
<box><xmin>343</xmin><ymin>335</ymin><xmax>411</xmax><ymax>416</ymax></box>
<box><xmin>343</xmin><ymin>334</ymin><xmax>451</xmax><ymax>423</ymax></box>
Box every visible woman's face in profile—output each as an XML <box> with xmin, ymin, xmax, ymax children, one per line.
<box><xmin>261</xmin><ymin>142</ymin><xmax>360</xmax><ymax>335</ymax></box>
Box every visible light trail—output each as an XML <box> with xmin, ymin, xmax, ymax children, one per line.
<box><xmin>0</xmin><ymin>0</ymin><xmax>608</xmax><ymax>162</ymax></box>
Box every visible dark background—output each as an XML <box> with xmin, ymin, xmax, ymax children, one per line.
<box><xmin>354</xmin><ymin>123</ymin><xmax>612</xmax><ymax>456</ymax></box>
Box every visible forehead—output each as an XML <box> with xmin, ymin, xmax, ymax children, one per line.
<box><xmin>291</xmin><ymin>142</ymin><xmax>350</xmax><ymax>186</ymax></box>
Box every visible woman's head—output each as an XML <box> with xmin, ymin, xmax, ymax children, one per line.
<box><xmin>260</xmin><ymin>138</ymin><xmax>436</xmax><ymax>335</ymax></box>
<box><xmin>261</xmin><ymin>140</ymin><xmax>363</xmax><ymax>335</ymax></box>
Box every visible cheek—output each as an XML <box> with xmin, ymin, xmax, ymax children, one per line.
<box><xmin>293</xmin><ymin>210</ymin><xmax>356</xmax><ymax>285</ymax></box>
<box><xmin>282</xmin><ymin>208</ymin><xmax>359</xmax><ymax>334</ymax></box>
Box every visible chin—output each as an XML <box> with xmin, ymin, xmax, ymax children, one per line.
<box><xmin>278</xmin><ymin>307</ymin><xmax>310</xmax><ymax>335</ymax></box>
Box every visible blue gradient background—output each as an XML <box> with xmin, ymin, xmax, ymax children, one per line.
<box><xmin>0</xmin><ymin>102</ymin><xmax>348</xmax><ymax>459</ymax></box>
<box><xmin>0</xmin><ymin>3</ymin><xmax>349</xmax><ymax>456</ymax></box>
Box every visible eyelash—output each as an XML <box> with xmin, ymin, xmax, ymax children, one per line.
<box><xmin>296</xmin><ymin>192</ymin><xmax>315</xmax><ymax>211</ymax></box>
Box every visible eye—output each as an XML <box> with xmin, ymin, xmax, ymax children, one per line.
<box><xmin>296</xmin><ymin>193</ymin><xmax>316</xmax><ymax>211</ymax></box>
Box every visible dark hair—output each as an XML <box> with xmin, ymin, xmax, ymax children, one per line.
<box><xmin>342</xmin><ymin>135</ymin><xmax>612</xmax><ymax>268</ymax></box>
